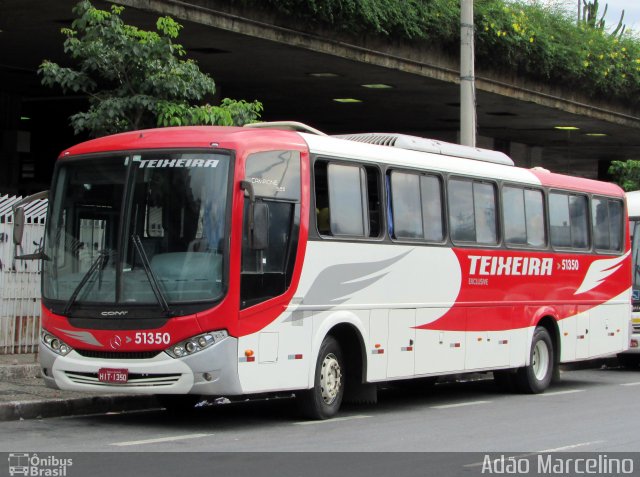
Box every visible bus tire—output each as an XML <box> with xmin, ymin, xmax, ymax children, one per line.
<box><xmin>297</xmin><ymin>335</ymin><xmax>344</xmax><ymax>420</ymax></box>
<box><xmin>516</xmin><ymin>327</ymin><xmax>554</xmax><ymax>394</ymax></box>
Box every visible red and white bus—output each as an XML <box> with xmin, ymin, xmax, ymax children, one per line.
<box><xmin>25</xmin><ymin>123</ymin><xmax>631</xmax><ymax>419</ymax></box>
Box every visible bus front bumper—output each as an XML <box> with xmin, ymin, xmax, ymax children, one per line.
<box><xmin>39</xmin><ymin>336</ymin><xmax>243</xmax><ymax>396</ymax></box>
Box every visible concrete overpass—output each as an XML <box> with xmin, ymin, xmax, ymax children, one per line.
<box><xmin>2</xmin><ymin>0</ymin><xmax>640</xmax><ymax>193</ymax></box>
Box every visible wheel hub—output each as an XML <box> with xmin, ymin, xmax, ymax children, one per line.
<box><xmin>320</xmin><ymin>353</ymin><xmax>342</xmax><ymax>405</ymax></box>
<box><xmin>532</xmin><ymin>339</ymin><xmax>550</xmax><ymax>381</ymax></box>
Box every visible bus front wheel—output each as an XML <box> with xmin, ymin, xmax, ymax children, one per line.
<box><xmin>297</xmin><ymin>335</ymin><xmax>344</xmax><ymax>420</ymax></box>
<box><xmin>516</xmin><ymin>327</ymin><xmax>554</xmax><ymax>394</ymax></box>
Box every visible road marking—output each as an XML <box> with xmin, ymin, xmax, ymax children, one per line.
<box><xmin>464</xmin><ymin>441</ymin><xmax>605</xmax><ymax>467</ymax></box>
<box><xmin>431</xmin><ymin>400</ymin><xmax>490</xmax><ymax>409</ymax></box>
<box><xmin>294</xmin><ymin>415</ymin><xmax>371</xmax><ymax>425</ymax></box>
<box><xmin>110</xmin><ymin>433</ymin><xmax>213</xmax><ymax>446</ymax></box>
<box><xmin>536</xmin><ymin>389</ymin><xmax>584</xmax><ymax>397</ymax></box>
<box><xmin>539</xmin><ymin>440</ymin><xmax>605</xmax><ymax>453</ymax></box>
<box><xmin>620</xmin><ymin>381</ymin><xmax>640</xmax><ymax>387</ymax></box>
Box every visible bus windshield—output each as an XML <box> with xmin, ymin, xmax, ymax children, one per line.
<box><xmin>42</xmin><ymin>151</ymin><xmax>231</xmax><ymax>309</ymax></box>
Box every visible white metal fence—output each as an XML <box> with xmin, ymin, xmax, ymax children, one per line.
<box><xmin>0</xmin><ymin>194</ymin><xmax>47</xmax><ymax>354</ymax></box>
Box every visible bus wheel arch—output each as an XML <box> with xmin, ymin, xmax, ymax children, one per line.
<box><xmin>328</xmin><ymin>323</ymin><xmax>376</xmax><ymax>404</ymax></box>
<box><xmin>297</xmin><ymin>322</ymin><xmax>373</xmax><ymax>419</ymax></box>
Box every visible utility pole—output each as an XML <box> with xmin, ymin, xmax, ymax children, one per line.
<box><xmin>460</xmin><ymin>0</ymin><xmax>476</xmax><ymax>147</ymax></box>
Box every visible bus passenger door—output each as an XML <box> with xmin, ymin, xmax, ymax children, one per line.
<box><xmin>387</xmin><ymin>309</ymin><xmax>415</xmax><ymax>378</ymax></box>
<box><xmin>239</xmin><ymin>150</ymin><xmax>302</xmax><ymax>310</ymax></box>
<box><xmin>237</xmin><ymin>150</ymin><xmax>306</xmax><ymax>393</ymax></box>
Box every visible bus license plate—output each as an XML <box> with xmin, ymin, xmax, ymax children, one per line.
<box><xmin>98</xmin><ymin>368</ymin><xmax>128</xmax><ymax>383</ymax></box>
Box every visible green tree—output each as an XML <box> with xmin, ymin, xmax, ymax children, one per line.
<box><xmin>39</xmin><ymin>0</ymin><xmax>262</xmax><ymax>137</ymax></box>
<box><xmin>608</xmin><ymin>160</ymin><xmax>640</xmax><ymax>191</ymax></box>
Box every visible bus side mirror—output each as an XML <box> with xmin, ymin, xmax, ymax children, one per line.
<box><xmin>11</xmin><ymin>190</ymin><xmax>49</xmax><ymax>261</ymax></box>
<box><xmin>13</xmin><ymin>206</ymin><xmax>25</xmax><ymax>246</ymax></box>
<box><xmin>251</xmin><ymin>202</ymin><xmax>269</xmax><ymax>251</ymax></box>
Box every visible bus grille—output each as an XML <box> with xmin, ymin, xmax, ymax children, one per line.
<box><xmin>75</xmin><ymin>349</ymin><xmax>162</xmax><ymax>360</ymax></box>
<box><xmin>64</xmin><ymin>371</ymin><xmax>181</xmax><ymax>387</ymax></box>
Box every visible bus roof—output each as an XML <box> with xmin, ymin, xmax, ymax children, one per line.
<box><xmin>59</xmin><ymin>125</ymin><xmax>624</xmax><ymax>198</ymax></box>
<box><xmin>59</xmin><ymin>126</ymin><xmax>307</xmax><ymax>158</ymax></box>
<box><xmin>303</xmin><ymin>132</ymin><xmax>624</xmax><ymax>197</ymax></box>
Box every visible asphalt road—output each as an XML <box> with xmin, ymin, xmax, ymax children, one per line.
<box><xmin>1</xmin><ymin>367</ymin><xmax>639</xmax><ymax>454</ymax></box>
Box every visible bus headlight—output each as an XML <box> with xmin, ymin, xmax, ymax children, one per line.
<box><xmin>165</xmin><ymin>330</ymin><xmax>228</xmax><ymax>359</ymax></box>
<box><xmin>41</xmin><ymin>330</ymin><xmax>73</xmax><ymax>356</ymax></box>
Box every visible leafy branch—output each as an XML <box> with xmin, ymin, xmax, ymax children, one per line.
<box><xmin>39</xmin><ymin>1</ymin><xmax>262</xmax><ymax>137</ymax></box>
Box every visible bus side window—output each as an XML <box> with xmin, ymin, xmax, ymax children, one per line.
<box><xmin>569</xmin><ymin>195</ymin><xmax>589</xmax><ymax>249</ymax></box>
<box><xmin>549</xmin><ymin>192</ymin><xmax>589</xmax><ymax>250</ymax></box>
<box><xmin>390</xmin><ymin>171</ymin><xmax>423</xmax><ymax>239</ymax></box>
<box><xmin>316</xmin><ymin>207</ymin><xmax>330</xmax><ymax>234</ymax></box>
<box><xmin>502</xmin><ymin>186</ymin><xmax>546</xmax><ymax>248</ymax></box>
<box><xmin>592</xmin><ymin>197</ymin><xmax>624</xmax><ymax>252</ymax></box>
<box><xmin>448</xmin><ymin>177</ymin><xmax>497</xmax><ymax>245</ymax></box>
<box><xmin>328</xmin><ymin>163</ymin><xmax>368</xmax><ymax>236</ymax></box>
<box><xmin>388</xmin><ymin>170</ymin><xmax>444</xmax><ymax>242</ymax></box>
<box><xmin>313</xmin><ymin>159</ymin><xmax>381</xmax><ymax>239</ymax></box>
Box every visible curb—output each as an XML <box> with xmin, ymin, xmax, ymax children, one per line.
<box><xmin>0</xmin><ymin>395</ymin><xmax>160</xmax><ymax>421</ymax></box>
<box><xmin>0</xmin><ymin>364</ymin><xmax>41</xmax><ymax>381</ymax></box>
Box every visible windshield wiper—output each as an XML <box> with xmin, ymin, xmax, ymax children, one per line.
<box><xmin>63</xmin><ymin>249</ymin><xmax>109</xmax><ymax>315</ymax></box>
<box><xmin>131</xmin><ymin>234</ymin><xmax>172</xmax><ymax>316</ymax></box>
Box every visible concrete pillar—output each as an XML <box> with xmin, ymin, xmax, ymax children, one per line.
<box><xmin>509</xmin><ymin>142</ymin><xmax>528</xmax><ymax>167</ymax></box>
<box><xmin>529</xmin><ymin>147</ymin><xmax>543</xmax><ymax>168</ymax></box>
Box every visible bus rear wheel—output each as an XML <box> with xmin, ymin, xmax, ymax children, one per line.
<box><xmin>516</xmin><ymin>327</ymin><xmax>554</xmax><ymax>394</ymax></box>
<box><xmin>297</xmin><ymin>335</ymin><xmax>344</xmax><ymax>420</ymax></box>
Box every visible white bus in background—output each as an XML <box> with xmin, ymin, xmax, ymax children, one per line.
<box><xmin>620</xmin><ymin>190</ymin><xmax>640</xmax><ymax>367</ymax></box>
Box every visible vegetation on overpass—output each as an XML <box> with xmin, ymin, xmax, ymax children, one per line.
<box><xmin>229</xmin><ymin>0</ymin><xmax>640</xmax><ymax>107</ymax></box>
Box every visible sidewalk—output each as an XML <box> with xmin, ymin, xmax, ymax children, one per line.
<box><xmin>0</xmin><ymin>353</ymin><xmax>158</xmax><ymax>421</ymax></box>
